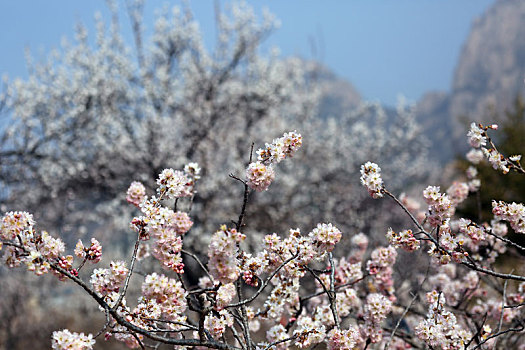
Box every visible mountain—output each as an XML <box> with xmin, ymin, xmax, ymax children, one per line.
<box><xmin>416</xmin><ymin>0</ymin><xmax>525</xmax><ymax>161</ymax></box>
<box><xmin>310</xmin><ymin>62</ymin><xmax>362</xmax><ymax>118</ymax></box>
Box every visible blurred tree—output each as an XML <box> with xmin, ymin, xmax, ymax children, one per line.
<box><xmin>0</xmin><ymin>1</ymin><xmax>430</xmax><ymax>253</ymax></box>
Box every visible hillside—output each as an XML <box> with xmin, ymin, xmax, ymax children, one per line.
<box><xmin>416</xmin><ymin>0</ymin><xmax>525</xmax><ymax>161</ymax></box>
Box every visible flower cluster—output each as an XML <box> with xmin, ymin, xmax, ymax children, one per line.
<box><xmin>0</xmin><ymin>211</ymin><xmax>35</xmax><ymax>240</ymax></box>
<box><xmin>457</xmin><ymin>218</ymin><xmax>486</xmax><ymax>241</ymax></box>
<box><xmin>426</xmin><ymin>223</ymin><xmax>465</xmax><ymax>265</ymax></box>
<box><xmin>216</xmin><ymin>283</ymin><xmax>237</xmax><ymax>309</ymax></box>
<box><xmin>90</xmin><ymin>260</ymin><xmax>128</xmax><ymax>296</ymax></box>
<box><xmin>266</xmin><ymin>324</ymin><xmax>289</xmax><ymax>350</ymax></box>
<box><xmin>74</xmin><ymin>238</ymin><xmax>102</xmax><ymax>263</ymax></box>
<box><xmin>141</xmin><ymin>272</ymin><xmax>187</xmax><ymax>320</ymax></box>
<box><xmin>246</xmin><ymin>131</ymin><xmax>302</xmax><ymax>192</ymax></box>
<box><xmin>446</xmin><ymin>182</ymin><xmax>469</xmax><ymax>205</ymax></box>
<box><xmin>204</xmin><ymin>310</ymin><xmax>234</xmax><ymax>338</ymax></box>
<box><xmin>492</xmin><ymin>200</ymin><xmax>525</xmax><ymax>233</ymax></box>
<box><xmin>465</xmin><ymin>165</ymin><xmax>481</xmax><ymax>192</ymax></box>
<box><xmin>366</xmin><ymin>245</ymin><xmax>397</xmax><ymax>297</ymax></box>
<box><xmin>466</xmin><ymin>148</ymin><xmax>484</xmax><ymax>164</ymax></box>
<box><xmin>293</xmin><ymin>316</ymin><xmax>326</xmax><ymax>348</ymax></box>
<box><xmin>309</xmin><ymin>223</ymin><xmax>342</xmax><ymax>254</ymax></box>
<box><xmin>360</xmin><ymin>162</ymin><xmax>383</xmax><ymax>198</ymax></box>
<box><xmin>264</xmin><ymin>278</ymin><xmax>301</xmax><ymax>320</ymax></box>
<box><xmin>467</xmin><ymin>122</ymin><xmax>487</xmax><ymax>148</ymax></box>
<box><xmin>423</xmin><ymin>186</ymin><xmax>453</xmax><ymax>227</ymax></box>
<box><xmin>207</xmin><ymin>225</ymin><xmax>246</xmax><ymax>283</ymax></box>
<box><xmin>363</xmin><ymin>293</ymin><xmax>392</xmax><ymax>343</ymax></box>
<box><xmin>326</xmin><ymin>327</ymin><xmax>360</xmax><ymax>350</ymax></box>
<box><xmin>184</xmin><ymin>162</ymin><xmax>201</xmax><ymax>180</ymax></box>
<box><xmin>385</xmin><ymin>228</ymin><xmax>420</xmax><ymax>251</ymax></box>
<box><xmin>126</xmin><ymin>181</ymin><xmax>146</xmax><ymax>207</ymax></box>
<box><xmin>415</xmin><ymin>291</ymin><xmax>471</xmax><ymax>350</ymax></box>
<box><xmin>466</xmin><ymin>122</ymin><xmax>522</xmax><ymax>175</ymax></box>
<box><xmin>0</xmin><ymin>211</ymin><xmax>76</xmax><ymax>276</ymax></box>
<box><xmin>333</xmin><ymin>257</ymin><xmax>363</xmax><ymax>285</ymax></box>
<box><xmin>51</xmin><ymin>329</ymin><xmax>95</xmax><ymax>350</ymax></box>
<box><xmin>148</xmin><ymin>210</ymin><xmax>193</xmax><ymax>273</ymax></box>
<box><xmin>483</xmin><ymin>147</ymin><xmax>510</xmax><ymax>174</ymax></box>
<box><xmin>128</xmin><ymin>170</ymin><xmax>196</xmax><ymax>272</ymax></box>
<box><xmin>246</xmin><ymin>162</ymin><xmax>275</xmax><ymax>192</ymax></box>
<box><xmin>257</xmin><ymin>130</ymin><xmax>303</xmax><ymax>164</ymax></box>
<box><xmin>156</xmin><ymin>168</ymin><xmax>192</xmax><ymax>199</ymax></box>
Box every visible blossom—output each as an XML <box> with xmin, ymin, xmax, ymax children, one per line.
<box><xmin>266</xmin><ymin>325</ymin><xmax>289</xmax><ymax>350</ymax></box>
<box><xmin>26</xmin><ymin>250</ymin><xmax>50</xmax><ymax>275</ymax></box>
<box><xmin>386</xmin><ymin>228</ymin><xmax>420</xmax><ymax>251</ymax></box>
<box><xmin>484</xmin><ymin>148</ymin><xmax>507</xmax><ymax>171</ymax></box>
<box><xmin>327</xmin><ymin>327</ymin><xmax>359</xmax><ymax>350</ymax></box>
<box><xmin>466</xmin><ymin>148</ymin><xmax>484</xmax><ymax>164</ymax></box>
<box><xmin>0</xmin><ymin>211</ymin><xmax>35</xmax><ymax>240</ymax></box>
<box><xmin>126</xmin><ymin>181</ymin><xmax>146</xmax><ymax>207</ymax></box>
<box><xmin>204</xmin><ymin>310</ymin><xmax>233</xmax><ymax>338</ymax></box>
<box><xmin>467</xmin><ymin>122</ymin><xmax>487</xmax><ymax>148</ymax></box>
<box><xmin>415</xmin><ymin>291</ymin><xmax>471</xmax><ymax>349</ymax></box>
<box><xmin>142</xmin><ymin>272</ymin><xmax>187</xmax><ymax>317</ymax></box>
<box><xmin>246</xmin><ymin>162</ymin><xmax>275</xmax><ymax>192</ymax></box>
<box><xmin>492</xmin><ymin>200</ymin><xmax>525</xmax><ymax>233</ymax></box>
<box><xmin>51</xmin><ymin>329</ymin><xmax>95</xmax><ymax>350</ymax></box>
<box><xmin>423</xmin><ymin>186</ymin><xmax>453</xmax><ymax>227</ymax></box>
<box><xmin>293</xmin><ymin>316</ymin><xmax>326</xmax><ymax>348</ymax></box>
<box><xmin>265</xmin><ymin>279</ymin><xmax>300</xmax><ymax>320</ymax></box>
<box><xmin>334</xmin><ymin>258</ymin><xmax>363</xmax><ymax>285</ymax></box>
<box><xmin>281</xmin><ymin>131</ymin><xmax>303</xmax><ymax>158</ymax></box>
<box><xmin>446</xmin><ymin>182</ymin><xmax>469</xmax><ymax>205</ymax></box>
<box><xmin>216</xmin><ymin>283</ymin><xmax>236</xmax><ymax>309</ymax></box>
<box><xmin>184</xmin><ymin>162</ymin><xmax>201</xmax><ymax>179</ymax></box>
<box><xmin>75</xmin><ymin>238</ymin><xmax>102</xmax><ymax>263</ymax></box>
<box><xmin>171</xmin><ymin>211</ymin><xmax>193</xmax><ymax>235</ymax></box>
<box><xmin>360</xmin><ymin>162</ymin><xmax>384</xmax><ymax>198</ymax></box>
<box><xmin>90</xmin><ymin>261</ymin><xmax>128</xmax><ymax>296</ymax></box>
<box><xmin>257</xmin><ymin>131</ymin><xmax>302</xmax><ymax>164</ymax></box>
<box><xmin>309</xmin><ymin>223</ymin><xmax>342</xmax><ymax>254</ymax></box>
<box><xmin>366</xmin><ymin>246</ymin><xmax>397</xmax><ymax>297</ymax></box>
<box><xmin>156</xmin><ymin>168</ymin><xmax>192</xmax><ymax>199</ymax></box>
<box><xmin>207</xmin><ymin>225</ymin><xmax>245</xmax><ymax>283</ymax></box>
<box><xmin>466</xmin><ymin>166</ymin><xmax>478</xmax><ymax>179</ymax></box>
<box><xmin>483</xmin><ymin>148</ymin><xmax>510</xmax><ymax>174</ymax></box>
<box><xmin>363</xmin><ymin>293</ymin><xmax>392</xmax><ymax>343</ymax></box>
<box><xmin>38</xmin><ymin>231</ymin><xmax>65</xmax><ymax>260</ymax></box>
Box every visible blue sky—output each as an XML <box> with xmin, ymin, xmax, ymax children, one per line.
<box><xmin>0</xmin><ymin>0</ymin><xmax>494</xmax><ymax>106</ymax></box>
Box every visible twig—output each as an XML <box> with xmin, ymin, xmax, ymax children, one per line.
<box><xmin>47</xmin><ymin>261</ymin><xmax>237</xmax><ymax>349</ymax></box>
<box><xmin>226</xmin><ymin>253</ymin><xmax>298</xmax><ymax>308</ymax></box>
<box><xmin>181</xmin><ymin>249</ymin><xmax>214</xmax><ymax>282</ymax></box>
<box><xmin>328</xmin><ymin>253</ymin><xmax>340</xmax><ymax>329</ymax></box>
<box><xmin>94</xmin><ymin>304</ymin><xmax>112</xmax><ymax>339</ymax></box>
<box><xmin>384</xmin><ymin>293</ymin><xmax>418</xmax><ymax>349</ymax></box>
<box><xmin>461</xmin><ymin>261</ymin><xmax>525</xmax><ymax>282</ymax></box>
<box><xmin>493</xmin><ymin>273</ymin><xmax>511</xmax><ymax>350</ymax></box>
<box><xmin>114</xmin><ymin>230</ymin><xmax>142</xmax><ymax>311</ymax></box>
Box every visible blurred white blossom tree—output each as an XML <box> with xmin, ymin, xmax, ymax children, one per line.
<box><xmin>0</xmin><ymin>1</ymin><xmax>430</xmax><ymax>254</ymax></box>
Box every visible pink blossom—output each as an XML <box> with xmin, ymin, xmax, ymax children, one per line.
<box><xmin>52</xmin><ymin>329</ymin><xmax>95</xmax><ymax>350</ymax></box>
<box><xmin>126</xmin><ymin>181</ymin><xmax>146</xmax><ymax>207</ymax></box>
<box><xmin>360</xmin><ymin>162</ymin><xmax>383</xmax><ymax>198</ymax></box>
<box><xmin>207</xmin><ymin>225</ymin><xmax>245</xmax><ymax>284</ymax></box>
<box><xmin>246</xmin><ymin>162</ymin><xmax>275</xmax><ymax>192</ymax></box>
